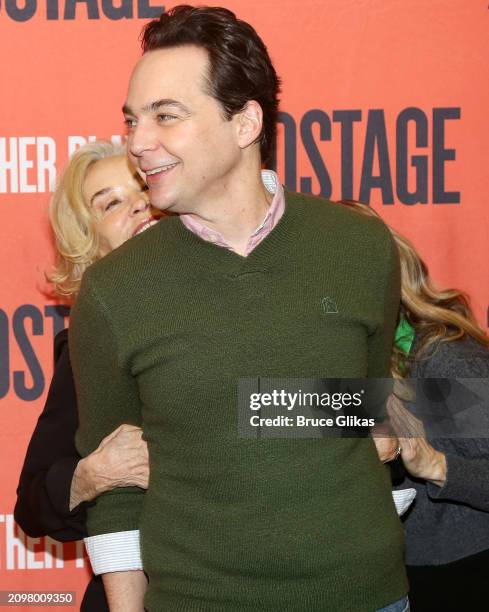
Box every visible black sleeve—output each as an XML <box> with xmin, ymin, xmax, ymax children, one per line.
<box><xmin>14</xmin><ymin>329</ymin><xmax>90</xmax><ymax>541</ymax></box>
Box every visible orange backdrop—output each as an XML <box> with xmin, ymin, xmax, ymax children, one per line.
<box><xmin>1</xmin><ymin>0</ymin><xmax>488</xmax><ymax>607</ymax></box>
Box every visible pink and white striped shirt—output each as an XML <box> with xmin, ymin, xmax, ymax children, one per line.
<box><xmin>179</xmin><ymin>170</ymin><xmax>285</xmax><ymax>255</ymax></box>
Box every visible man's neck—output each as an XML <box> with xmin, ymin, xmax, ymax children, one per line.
<box><xmin>182</xmin><ymin>163</ymin><xmax>273</xmax><ymax>256</ymax></box>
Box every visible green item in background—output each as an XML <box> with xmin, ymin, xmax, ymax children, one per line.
<box><xmin>395</xmin><ymin>317</ymin><xmax>415</xmax><ymax>355</ymax></box>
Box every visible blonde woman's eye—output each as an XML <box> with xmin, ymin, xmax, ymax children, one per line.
<box><xmin>105</xmin><ymin>199</ymin><xmax>120</xmax><ymax>211</ymax></box>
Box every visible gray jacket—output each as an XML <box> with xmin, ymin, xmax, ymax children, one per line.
<box><xmin>395</xmin><ymin>335</ymin><xmax>489</xmax><ymax>565</ymax></box>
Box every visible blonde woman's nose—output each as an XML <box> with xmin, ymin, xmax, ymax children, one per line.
<box><xmin>130</xmin><ymin>193</ymin><xmax>150</xmax><ymax>214</ymax></box>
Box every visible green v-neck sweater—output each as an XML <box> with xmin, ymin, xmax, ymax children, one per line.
<box><xmin>71</xmin><ymin>192</ymin><xmax>407</xmax><ymax>611</ymax></box>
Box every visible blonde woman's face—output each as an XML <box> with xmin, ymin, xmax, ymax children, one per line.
<box><xmin>83</xmin><ymin>155</ymin><xmax>159</xmax><ymax>257</ymax></box>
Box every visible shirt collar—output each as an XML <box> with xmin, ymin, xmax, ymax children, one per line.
<box><xmin>180</xmin><ymin>170</ymin><xmax>285</xmax><ymax>256</ymax></box>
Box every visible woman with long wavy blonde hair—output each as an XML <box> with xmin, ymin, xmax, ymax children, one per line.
<box><xmin>339</xmin><ymin>199</ymin><xmax>489</xmax><ymax>612</ymax></box>
<box><xmin>338</xmin><ymin>199</ymin><xmax>488</xmax><ymax>376</ymax></box>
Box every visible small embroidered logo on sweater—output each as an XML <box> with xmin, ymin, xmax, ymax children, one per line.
<box><xmin>321</xmin><ymin>297</ymin><xmax>338</xmax><ymax>314</ymax></box>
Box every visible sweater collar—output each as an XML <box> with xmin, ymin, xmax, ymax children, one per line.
<box><xmin>160</xmin><ymin>188</ymin><xmax>303</xmax><ymax>276</ymax></box>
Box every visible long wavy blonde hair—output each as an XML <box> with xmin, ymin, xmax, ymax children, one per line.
<box><xmin>48</xmin><ymin>141</ymin><xmax>126</xmax><ymax>298</ymax></box>
<box><xmin>337</xmin><ymin>200</ymin><xmax>489</xmax><ymax>377</ymax></box>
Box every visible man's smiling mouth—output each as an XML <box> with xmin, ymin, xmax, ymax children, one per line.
<box><xmin>145</xmin><ymin>162</ymin><xmax>179</xmax><ymax>177</ymax></box>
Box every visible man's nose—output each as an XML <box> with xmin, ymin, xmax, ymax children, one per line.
<box><xmin>128</xmin><ymin>120</ymin><xmax>158</xmax><ymax>158</ymax></box>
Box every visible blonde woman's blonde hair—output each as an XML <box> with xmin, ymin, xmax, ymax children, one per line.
<box><xmin>48</xmin><ymin>140</ymin><xmax>126</xmax><ymax>298</ymax></box>
<box><xmin>337</xmin><ymin>200</ymin><xmax>489</xmax><ymax>377</ymax></box>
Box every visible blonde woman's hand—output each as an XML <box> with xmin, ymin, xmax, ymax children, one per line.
<box><xmin>69</xmin><ymin>424</ymin><xmax>149</xmax><ymax>510</ymax></box>
<box><xmin>371</xmin><ymin>420</ymin><xmax>400</xmax><ymax>463</ymax></box>
<box><xmin>386</xmin><ymin>394</ymin><xmax>447</xmax><ymax>487</ymax></box>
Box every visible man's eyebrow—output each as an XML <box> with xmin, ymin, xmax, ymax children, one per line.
<box><xmin>90</xmin><ymin>187</ymin><xmax>112</xmax><ymax>206</ymax></box>
<box><xmin>122</xmin><ymin>99</ymin><xmax>190</xmax><ymax>116</ymax></box>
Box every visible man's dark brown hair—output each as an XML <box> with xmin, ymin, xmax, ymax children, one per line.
<box><xmin>141</xmin><ymin>4</ymin><xmax>281</xmax><ymax>164</ymax></box>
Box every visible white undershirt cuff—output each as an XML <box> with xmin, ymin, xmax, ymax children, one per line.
<box><xmin>84</xmin><ymin>529</ymin><xmax>143</xmax><ymax>575</ymax></box>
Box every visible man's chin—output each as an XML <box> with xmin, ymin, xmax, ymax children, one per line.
<box><xmin>148</xmin><ymin>189</ymin><xmax>176</xmax><ymax>212</ymax></box>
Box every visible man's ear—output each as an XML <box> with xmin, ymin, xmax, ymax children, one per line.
<box><xmin>235</xmin><ymin>100</ymin><xmax>263</xmax><ymax>150</ymax></box>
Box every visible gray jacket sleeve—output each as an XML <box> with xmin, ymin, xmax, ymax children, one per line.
<box><xmin>427</xmin><ymin>450</ymin><xmax>489</xmax><ymax>510</ymax></box>
<box><xmin>415</xmin><ymin>337</ymin><xmax>489</xmax><ymax>510</ymax></box>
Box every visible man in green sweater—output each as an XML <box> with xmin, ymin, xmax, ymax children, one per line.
<box><xmin>70</xmin><ymin>5</ymin><xmax>408</xmax><ymax>611</ymax></box>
